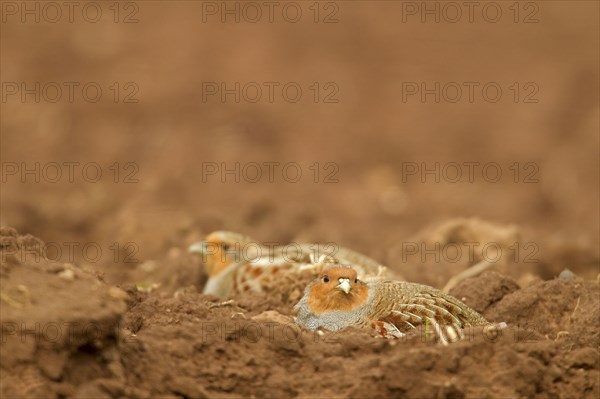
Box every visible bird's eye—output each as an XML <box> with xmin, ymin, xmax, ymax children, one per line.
<box><xmin>355</xmin><ymin>278</ymin><xmax>358</xmax><ymax>283</ymax></box>
<box><xmin>323</xmin><ymin>275</ymin><xmax>329</xmax><ymax>283</ymax></box>
<box><xmin>222</xmin><ymin>243</ymin><xmax>230</xmax><ymax>251</ymax></box>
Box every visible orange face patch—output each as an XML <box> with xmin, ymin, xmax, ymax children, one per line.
<box><xmin>307</xmin><ymin>267</ymin><xmax>369</xmax><ymax>314</ymax></box>
<box><xmin>202</xmin><ymin>234</ymin><xmax>238</xmax><ymax>277</ymax></box>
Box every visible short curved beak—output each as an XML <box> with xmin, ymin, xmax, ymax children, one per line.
<box><xmin>188</xmin><ymin>241</ymin><xmax>207</xmax><ymax>255</ymax></box>
<box><xmin>336</xmin><ymin>278</ymin><xmax>352</xmax><ymax>294</ymax></box>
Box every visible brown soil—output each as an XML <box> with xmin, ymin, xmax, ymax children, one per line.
<box><xmin>1</xmin><ymin>2</ymin><xmax>599</xmax><ymax>398</ymax></box>
<box><xmin>1</xmin><ymin>226</ymin><xmax>598</xmax><ymax>399</ymax></box>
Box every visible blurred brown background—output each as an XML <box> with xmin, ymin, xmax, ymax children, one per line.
<box><xmin>2</xmin><ymin>1</ymin><xmax>599</xmax><ymax>283</ymax></box>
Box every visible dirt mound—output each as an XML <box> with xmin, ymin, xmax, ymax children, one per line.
<box><xmin>0</xmin><ymin>228</ymin><xmax>127</xmax><ymax>398</ymax></box>
<box><xmin>1</xmin><ymin>227</ymin><xmax>598</xmax><ymax>398</ymax></box>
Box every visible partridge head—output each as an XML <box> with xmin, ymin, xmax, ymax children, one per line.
<box><xmin>189</xmin><ymin>231</ymin><xmax>250</xmax><ymax>277</ymax></box>
<box><xmin>305</xmin><ymin>266</ymin><xmax>369</xmax><ymax>313</ymax></box>
<box><xmin>188</xmin><ymin>231</ymin><xmax>254</xmax><ymax>296</ymax></box>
